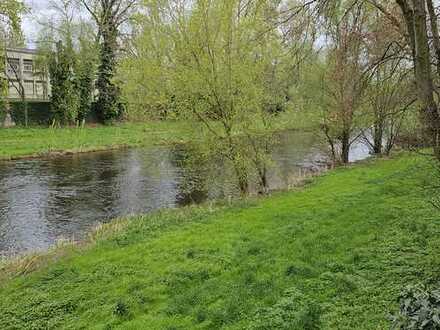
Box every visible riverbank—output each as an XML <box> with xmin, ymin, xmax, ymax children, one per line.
<box><xmin>0</xmin><ymin>121</ymin><xmax>198</xmax><ymax>160</ymax></box>
<box><xmin>0</xmin><ymin>111</ymin><xmax>318</xmax><ymax>160</ymax></box>
<box><xmin>1</xmin><ymin>153</ymin><xmax>438</xmax><ymax>329</ymax></box>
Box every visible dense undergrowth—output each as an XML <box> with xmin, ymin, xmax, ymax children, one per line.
<box><xmin>0</xmin><ymin>153</ymin><xmax>439</xmax><ymax>329</ymax></box>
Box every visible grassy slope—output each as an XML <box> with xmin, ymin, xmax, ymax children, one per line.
<box><xmin>0</xmin><ymin>122</ymin><xmax>198</xmax><ymax>160</ymax></box>
<box><xmin>1</xmin><ymin>154</ymin><xmax>438</xmax><ymax>329</ymax></box>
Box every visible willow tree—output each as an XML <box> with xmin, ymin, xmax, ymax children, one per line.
<box><xmin>360</xmin><ymin>10</ymin><xmax>415</xmax><ymax>155</ymax></box>
<box><xmin>81</xmin><ymin>0</ymin><xmax>136</xmax><ymax>123</ymax></box>
<box><xmin>316</xmin><ymin>3</ymin><xmax>371</xmax><ymax>163</ymax></box>
<box><xmin>120</xmin><ymin>0</ymin><xmax>286</xmax><ymax>194</ymax></box>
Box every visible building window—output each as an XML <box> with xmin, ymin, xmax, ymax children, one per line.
<box><xmin>24</xmin><ymin>80</ymin><xmax>34</xmax><ymax>96</ymax></box>
<box><xmin>7</xmin><ymin>58</ymin><xmax>19</xmax><ymax>75</ymax></box>
<box><xmin>23</xmin><ymin>59</ymin><xmax>33</xmax><ymax>73</ymax></box>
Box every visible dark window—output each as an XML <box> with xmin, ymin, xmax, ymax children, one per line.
<box><xmin>23</xmin><ymin>59</ymin><xmax>33</xmax><ymax>72</ymax></box>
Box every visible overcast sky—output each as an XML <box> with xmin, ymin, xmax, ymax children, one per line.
<box><xmin>23</xmin><ymin>0</ymin><xmax>57</xmax><ymax>47</ymax></box>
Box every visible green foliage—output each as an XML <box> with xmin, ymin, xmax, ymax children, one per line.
<box><xmin>76</xmin><ymin>31</ymin><xmax>98</xmax><ymax>122</ymax></box>
<box><xmin>49</xmin><ymin>41</ymin><xmax>80</xmax><ymax>125</ymax></box>
<box><xmin>87</xmin><ymin>0</ymin><xmax>131</xmax><ymax>123</ymax></box>
<box><xmin>390</xmin><ymin>284</ymin><xmax>440</xmax><ymax>329</ymax></box>
<box><xmin>119</xmin><ymin>0</ymin><xmax>291</xmax><ymax>193</ymax></box>
<box><xmin>0</xmin><ymin>0</ymin><xmax>24</xmax><ymax>38</ymax></box>
<box><xmin>35</xmin><ymin>5</ymin><xmax>98</xmax><ymax>126</ymax></box>
<box><xmin>45</xmin><ymin>21</ymin><xmax>98</xmax><ymax>126</ymax></box>
<box><xmin>0</xmin><ymin>0</ymin><xmax>24</xmax><ymax>102</ymax></box>
<box><xmin>96</xmin><ymin>30</ymin><xmax>123</xmax><ymax>122</ymax></box>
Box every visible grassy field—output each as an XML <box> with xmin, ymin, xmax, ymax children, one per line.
<box><xmin>0</xmin><ymin>121</ymin><xmax>200</xmax><ymax>160</ymax></box>
<box><xmin>0</xmin><ymin>153</ymin><xmax>438</xmax><ymax>329</ymax></box>
<box><xmin>0</xmin><ymin>110</ymin><xmax>318</xmax><ymax>160</ymax></box>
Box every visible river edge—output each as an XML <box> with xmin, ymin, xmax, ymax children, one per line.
<box><xmin>0</xmin><ymin>152</ymin><xmax>378</xmax><ymax>281</ymax></box>
<box><xmin>0</xmin><ymin>118</ymin><xmax>319</xmax><ymax>161</ymax></box>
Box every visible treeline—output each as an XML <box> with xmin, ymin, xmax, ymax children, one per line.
<box><xmin>46</xmin><ymin>36</ymin><xmax>96</xmax><ymax>125</ymax></box>
<box><xmin>0</xmin><ymin>0</ymin><xmax>133</xmax><ymax>126</ymax></box>
<box><xmin>32</xmin><ymin>0</ymin><xmax>136</xmax><ymax>125</ymax></box>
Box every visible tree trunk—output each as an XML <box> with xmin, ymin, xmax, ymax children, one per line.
<box><xmin>20</xmin><ymin>87</ymin><xmax>28</xmax><ymax>128</ymax></box>
<box><xmin>226</xmin><ymin>131</ymin><xmax>249</xmax><ymax>195</ymax></box>
<box><xmin>412</xmin><ymin>0</ymin><xmax>440</xmax><ymax>157</ymax></box>
<box><xmin>373</xmin><ymin>117</ymin><xmax>384</xmax><ymax>154</ymax></box>
<box><xmin>257</xmin><ymin>164</ymin><xmax>268</xmax><ymax>195</ymax></box>
<box><xmin>396</xmin><ymin>0</ymin><xmax>417</xmax><ymax>74</ymax></box>
<box><xmin>96</xmin><ymin>23</ymin><xmax>120</xmax><ymax>122</ymax></box>
<box><xmin>427</xmin><ymin>0</ymin><xmax>440</xmax><ymax>77</ymax></box>
<box><xmin>233</xmin><ymin>160</ymin><xmax>249</xmax><ymax>195</ymax></box>
<box><xmin>396</xmin><ymin>0</ymin><xmax>440</xmax><ymax>159</ymax></box>
<box><xmin>341</xmin><ymin>130</ymin><xmax>350</xmax><ymax>164</ymax></box>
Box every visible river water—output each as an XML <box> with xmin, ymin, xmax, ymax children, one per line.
<box><xmin>0</xmin><ymin>130</ymin><xmax>370</xmax><ymax>256</ymax></box>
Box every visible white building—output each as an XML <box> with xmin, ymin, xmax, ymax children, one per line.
<box><xmin>4</xmin><ymin>47</ymin><xmax>50</xmax><ymax>102</ymax></box>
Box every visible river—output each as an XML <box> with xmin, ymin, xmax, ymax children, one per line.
<box><xmin>0</xmin><ymin>130</ymin><xmax>370</xmax><ymax>256</ymax></box>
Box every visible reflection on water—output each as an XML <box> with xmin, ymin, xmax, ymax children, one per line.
<box><xmin>0</xmin><ymin>130</ymin><xmax>369</xmax><ymax>256</ymax></box>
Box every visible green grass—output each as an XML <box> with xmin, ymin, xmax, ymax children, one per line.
<box><xmin>0</xmin><ymin>110</ymin><xmax>317</xmax><ymax>160</ymax></box>
<box><xmin>0</xmin><ymin>153</ymin><xmax>438</xmax><ymax>329</ymax></box>
<box><xmin>0</xmin><ymin>121</ymin><xmax>199</xmax><ymax>160</ymax></box>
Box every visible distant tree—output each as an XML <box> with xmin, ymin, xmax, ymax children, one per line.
<box><xmin>357</xmin><ymin>6</ymin><xmax>414</xmax><ymax>155</ymax></box>
<box><xmin>49</xmin><ymin>40</ymin><xmax>80</xmax><ymax>125</ymax></box>
<box><xmin>6</xmin><ymin>50</ymin><xmax>29</xmax><ymax>126</ymax></box>
<box><xmin>0</xmin><ymin>0</ymin><xmax>24</xmax><ymax>115</ymax></box>
<box><xmin>0</xmin><ymin>1</ymin><xmax>23</xmax><ymax>34</ymax></box>
<box><xmin>319</xmin><ymin>3</ymin><xmax>370</xmax><ymax>164</ymax></box>
<box><xmin>35</xmin><ymin>0</ymin><xmax>98</xmax><ymax>124</ymax></box>
<box><xmin>80</xmin><ymin>0</ymin><xmax>136</xmax><ymax>123</ymax></box>
<box><xmin>364</xmin><ymin>64</ymin><xmax>414</xmax><ymax>155</ymax></box>
<box><xmin>75</xmin><ymin>24</ymin><xmax>98</xmax><ymax>122</ymax></box>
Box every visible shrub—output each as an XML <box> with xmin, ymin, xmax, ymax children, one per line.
<box><xmin>390</xmin><ymin>284</ymin><xmax>440</xmax><ymax>329</ymax></box>
<box><xmin>113</xmin><ymin>300</ymin><xmax>129</xmax><ymax>318</ymax></box>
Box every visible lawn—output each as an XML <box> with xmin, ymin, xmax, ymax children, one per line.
<box><xmin>0</xmin><ymin>153</ymin><xmax>438</xmax><ymax>329</ymax></box>
<box><xmin>0</xmin><ymin>121</ymin><xmax>199</xmax><ymax>160</ymax></box>
<box><xmin>0</xmin><ymin>110</ymin><xmax>318</xmax><ymax>160</ymax></box>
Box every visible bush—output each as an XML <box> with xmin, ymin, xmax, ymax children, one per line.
<box><xmin>390</xmin><ymin>284</ymin><xmax>440</xmax><ymax>329</ymax></box>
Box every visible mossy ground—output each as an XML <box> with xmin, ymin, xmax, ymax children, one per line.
<box><xmin>0</xmin><ymin>153</ymin><xmax>438</xmax><ymax>329</ymax></box>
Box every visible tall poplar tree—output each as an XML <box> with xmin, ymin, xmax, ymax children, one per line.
<box><xmin>49</xmin><ymin>40</ymin><xmax>80</xmax><ymax>124</ymax></box>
